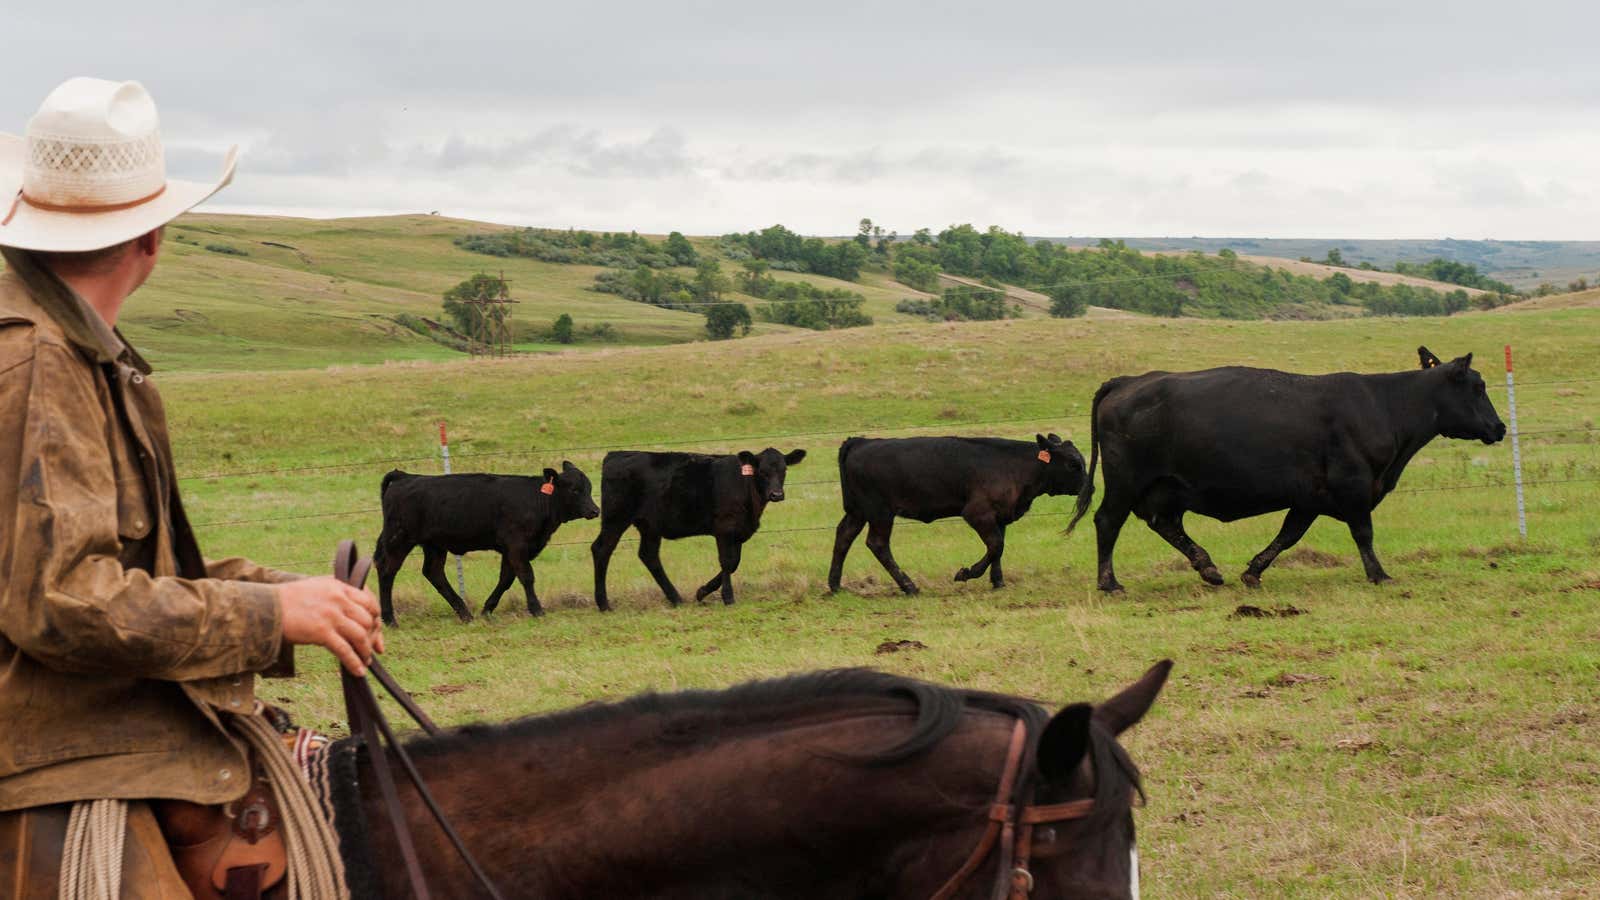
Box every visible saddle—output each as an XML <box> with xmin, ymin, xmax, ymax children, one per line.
<box><xmin>154</xmin><ymin>743</ymin><xmax>288</xmax><ymax>900</ymax></box>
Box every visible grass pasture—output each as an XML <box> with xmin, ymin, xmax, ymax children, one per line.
<box><xmin>156</xmin><ymin>305</ymin><xmax>1600</xmax><ymax>896</ymax></box>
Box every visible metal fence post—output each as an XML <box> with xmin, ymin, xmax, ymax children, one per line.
<box><xmin>439</xmin><ymin>421</ymin><xmax>469</xmax><ymax>596</ymax></box>
<box><xmin>1504</xmin><ymin>345</ymin><xmax>1526</xmax><ymax>538</ymax></box>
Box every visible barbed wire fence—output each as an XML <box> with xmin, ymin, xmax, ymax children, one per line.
<box><xmin>173</xmin><ymin>373</ymin><xmax>1599</xmax><ymax>575</ymax></box>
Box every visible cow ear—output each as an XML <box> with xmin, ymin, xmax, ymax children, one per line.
<box><xmin>1036</xmin><ymin>433</ymin><xmax>1051</xmax><ymax>449</ymax></box>
<box><xmin>1448</xmin><ymin>354</ymin><xmax>1473</xmax><ymax>381</ymax></box>
<box><xmin>1417</xmin><ymin>346</ymin><xmax>1442</xmax><ymax>369</ymax></box>
<box><xmin>1036</xmin><ymin>703</ymin><xmax>1093</xmax><ymax>782</ymax></box>
<box><xmin>1047</xmin><ymin>432</ymin><xmax>1062</xmax><ymax>445</ymax></box>
<box><xmin>737</xmin><ymin>450</ymin><xmax>758</xmax><ymax>466</ymax></box>
<box><xmin>784</xmin><ymin>449</ymin><xmax>807</xmax><ymax>466</ymax></box>
<box><xmin>562</xmin><ymin>459</ymin><xmax>576</xmax><ymax>471</ymax></box>
<box><xmin>542</xmin><ymin>467</ymin><xmax>558</xmax><ymax>481</ymax></box>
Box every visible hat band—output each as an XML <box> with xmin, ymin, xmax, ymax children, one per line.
<box><xmin>1</xmin><ymin>183</ymin><xmax>169</xmax><ymax>227</ymax></box>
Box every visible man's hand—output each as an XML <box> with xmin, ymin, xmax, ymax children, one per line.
<box><xmin>279</xmin><ymin>577</ymin><xmax>385</xmax><ymax>676</ymax></box>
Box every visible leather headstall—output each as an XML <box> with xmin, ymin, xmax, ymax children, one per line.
<box><xmin>929</xmin><ymin>720</ymin><xmax>1096</xmax><ymax>900</ymax></box>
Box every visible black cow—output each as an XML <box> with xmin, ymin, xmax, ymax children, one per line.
<box><xmin>828</xmin><ymin>434</ymin><xmax>1087</xmax><ymax>595</ymax></box>
<box><xmin>374</xmin><ymin>461</ymin><xmax>599</xmax><ymax>624</ymax></box>
<box><xmin>1067</xmin><ymin>347</ymin><xmax>1506</xmax><ymax>591</ymax></box>
<box><xmin>591</xmin><ymin>448</ymin><xmax>806</xmax><ymax>610</ymax></box>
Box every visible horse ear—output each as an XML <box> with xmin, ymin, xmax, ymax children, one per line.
<box><xmin>1092</xmin><ymin>660</ymin><xmax>1173</xmax><ymax>737</ymax></box>
<box><xmin>1417</xmin><ymin>346</ymin><xmax>1442</xmax><ymax>369</ymax></box>
<box><xmin>784</xmin><ymin>448</ymin><xmax>807</xmax><ymax>465</ymax></box>
<box><xmin>1036</xmin><ymin>703</ymin><xmax>1093</xmax><ymax>781</ymax></box>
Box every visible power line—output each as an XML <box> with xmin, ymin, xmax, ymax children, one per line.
<box><xmin>180</xmin><ymin>412</ymin><xmax>1089</xmax><ymax>482</ymax></box>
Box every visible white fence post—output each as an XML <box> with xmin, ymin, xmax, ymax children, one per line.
<box><xmin>439</xmin><ymin>421</ymin><xmax>469</xmax><ymax>596</ymax></box>
<box><xmin>1504</xmin><ymin>345</ymin><xmax>1526</xmax><ymax>538</ymax></box>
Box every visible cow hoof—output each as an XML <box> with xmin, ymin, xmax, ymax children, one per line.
<box><xmin>1240</xmin><ymin>572</ymin><xmax>1262</xmax><ymax>588</ymax></box>
<box><xmin>1098</xmin><ymin>581</ymin><xmax>1125</xmax><ymax>594</ymax></box>
<box><xmin>990</xmin><ymin>580</ymin><xmax>1004</xmax><ymax>590</ymax></box>
<box><xmin>952</xmin><ymin>568</ymin><xmax>970</xmax><ymax>582</ymax></box>
<box><xmin>722</xmin><ymin>596</ymin><xmax>735</xmax><ymax>606</ymax></box>
<box><xmin>1368</xmin><ymin>574</ymin><xmax>1393</xmax><ymax>585</ymax></box>
<box><xmin>901</xmin><ymin>583</ymin><xmax>921</xmax><ymax>596</ymax></box>
<box><xmin>595</xmin><ymin>602</ymin><xmax>613</xmax><ymax>613</ymax></box>
<box><xmin>1198</xmin><ymin>566</ymin><xmax>1225</xmax><ymax>586</ymax></box>
<box><xmin>693</xmin><ymin>589</ymin><xmax>710</xmax><ymax>603</ymax></box>
<box><xmin>528</xmin><ymin>607</ymin><xmax>545</xmax><ymax>618</ymax></box>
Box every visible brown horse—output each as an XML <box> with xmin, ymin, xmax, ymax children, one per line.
<box><xmin>324</xmin><ymin>662</ymin><xmax>1171</xmax><ymax>899</ymax></box>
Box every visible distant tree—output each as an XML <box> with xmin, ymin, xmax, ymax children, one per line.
<box><xmin>912</xmin><ymin>228</ymin><xmax>933</xmax><ymax>246</ymax></box>
<box><xmin>1324</xmin><ymin>248</ymin><xmax>1346</xmax><ymax>267</ymax></box>
<box><xmin>694</xmin><ymin>258</ymin><xmax>730</xmax><ymax>302</ymax></box>
<box><xmin>1218</xmin><ymin>248</ymin><xmax>1237</xmax><ymax>261</ymax></box>
<box><xmin>1047</xmin><ymin>283</ymin><xmax>1087</xmax><ymax>318</ymax></box>
<box><xmin>552</xmin><ymin>313</ymin><xmax>574</xmax><ymax>344</ymax></box>
<box><xmin>442</xmin><ymin>273</ymin><xmax>505</xmax><ymax>335</ymax></box>
<box><xmin>704</xmin><ymin>302</ymin><xmax>752</xmax><ymax>339</ymax></box>
<box><xmin>855</xmin><ymin>218</ymin><xmax>874</xmax><ymax>248</ymax></box>
<box><xmin>664</xmin><ymin>231</ymin><xmax>698</xmax><ymax>266</ymax></box>
<box><xmin>739</xmin><ymin>258</ymin><xmax>774</xmax><ymax>297</ymax></box>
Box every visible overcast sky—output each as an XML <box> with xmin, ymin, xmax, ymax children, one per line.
<box><xmin>5</xmin><ymin>1</ymin><xmax>1597</xmax><ymax>238</ymax></box>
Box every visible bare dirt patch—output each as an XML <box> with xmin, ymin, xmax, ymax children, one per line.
<box><xmin>1278</xmin><ymin>548</ymin><xmax>1345</xmax><ymax>569</ymax></box>
<box><xmin>1231</xmin><ymin>604</ymin><xmax>1307</xmax><ymax>619</ymax></box>
<box><xmin>875</xmin><ymin>639</ymin><xmax>928</xmax><ymax>654</ymax></box>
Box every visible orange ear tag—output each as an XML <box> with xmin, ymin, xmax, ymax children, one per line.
<box><xmin>541</xmin><ymin>481</ymin><xmax>555</xmax><ymax>495</ymax></box>
<box><xmin>1038</xmin><ymin>450</ymin><xmax>1051</xmax><ymax>463</ymax></box>
<box><xmin>741</xmin><ymin>464</ymin><xmax>755</xmax><ymax>476</ymax></box>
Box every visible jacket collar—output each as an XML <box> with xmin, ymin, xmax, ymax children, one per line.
<box><xmin>0</xmin><ymin>247</ymin><xmax>152</xmax><ymax>375</ymax></box>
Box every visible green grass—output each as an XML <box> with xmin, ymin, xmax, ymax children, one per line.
<box><xmin>149</xmin><ymin>301</ymin><xmax>1600</xmax><ymax>896</ymax></box>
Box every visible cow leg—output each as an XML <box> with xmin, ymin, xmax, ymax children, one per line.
<box><xmin>828</xmin><ymin>513</ymin><xmax>867</xmax><ymax>594</ymax></box>
<box><xmin>637</xmin><ymin>529</ymin><xmax>685</xmax><ymax>607</ymax></box>
<box><xmin>696</xmin><ymin>536</ymin><xmax>743</xmax><ymax>606</ymax></box>
<box><xmin>1094</xmin><ymin>497</ymin><xmax>1131</xmax><ymax>592</ymax></box>
<box><xmin>591</xmin><ymin>523</ymin><xmax>626</xmax><ymax>612</ymax></box>
<box><xmin>1242</xmin><ymin>509</ymin><xmax>1317</xmax><ymax>587</ymax></box>
<box><xmin>865</xmin><ymin>518</ymin><xmax>919</xmax><ymax>595</ymax></box>
<box><xmin>373</xmin><ymin>533</ymin><xmax>414</xmax><ymax>626</ymax></box>
<box><xmin>1345</xmin><ymin>509</ymin><xmax>1391</xmax><ymax>584</ymax></box>
<box><xmin>1147</xmin><ymin>511</ymin><xmax>1225</xmax><ymax>586</ymax></box>
<box><xmin>509</xmin><ymin>550</ymin><xmax>543</xmax><ymax>617</ymax></box>
<box><xmin>954</xmin><ymin>513</ymin><xmax>1006</xmax><ymax>589</ymax></box>
<box><xmin>480</xmin><ymin>555</ymin><xmax>517</xmax><ymax>615</ymax></box>
<box><xmin>421</xmin><ymin>546</ymin><xmax>474</xmax><ymax>623</ymax></box>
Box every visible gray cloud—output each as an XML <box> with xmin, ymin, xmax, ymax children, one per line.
<box><xmin>3</xmin><ymin>0</ymin><xmax>1597</xmax><ymax>237</ymax></box>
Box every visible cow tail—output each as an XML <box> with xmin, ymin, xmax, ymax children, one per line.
<box><xmin>1066</xmin><ymin>382</ymin><xmax>1111</xmax><ymax>535</ymax></box>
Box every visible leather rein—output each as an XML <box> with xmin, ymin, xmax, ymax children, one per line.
<box><xmin>930</xmin><ymin>720</ymin><xmax>1096</xmax><ymax>900</ymax></box>
<box><xmin>332</xmin><ymin>540</ymin><xmax>506</xmax><ymax>900</ymax></box>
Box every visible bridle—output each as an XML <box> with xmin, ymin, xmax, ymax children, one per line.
<box><xmin>333</xmin><ymin>540</ymin><xmax>506</xmax><ymax>900</ymax></box>
<box><xmin>929</xmin><ymin>720</ymin><xmax>1097</xmax><ymax>900</ymax></box>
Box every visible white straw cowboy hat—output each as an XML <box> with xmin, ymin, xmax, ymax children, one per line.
<box><xmin>0</xmin><ymin>77</ymin><xmax>237</xmax><ymax>252</ymax></box>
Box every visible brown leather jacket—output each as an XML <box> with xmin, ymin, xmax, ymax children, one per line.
<box><xmin>0</xmin><ymin>250</ymin><xmax>294</xmax><ymax>813</ymax></box>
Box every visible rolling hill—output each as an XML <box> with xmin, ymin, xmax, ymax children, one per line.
<box><xmin>0</xmin><ymin>212</ymin><xmax>1512</xmax><ymax>373</ymax></box>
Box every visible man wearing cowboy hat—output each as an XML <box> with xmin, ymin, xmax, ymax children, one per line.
<box><xmin>0</xmin><ymin>78</ymin><xmax>382</xmax><ymax>895</ymax></box>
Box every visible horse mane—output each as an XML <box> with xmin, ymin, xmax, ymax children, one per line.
<box><xmin>401</xmin><ymin>667</ymin><xmax>1140</xmax><ymax>824</ymax></box>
